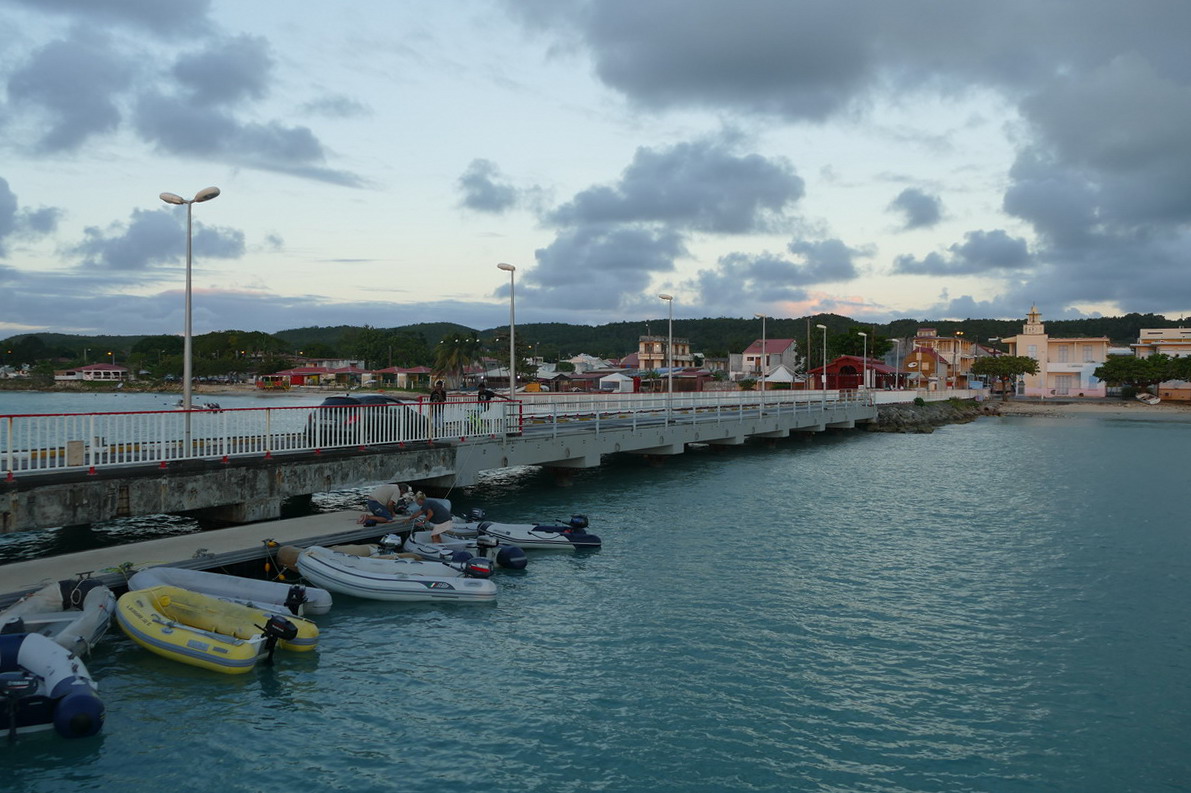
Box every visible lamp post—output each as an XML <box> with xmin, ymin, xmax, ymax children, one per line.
<box><xmin>497</xmin><ymin>263</ymin><xmax>517</xmax><ymax>401</ymax></box>
<box><xmin>893</xmin><ymin>338</ymin><xmax>903</xmax><ymax>390</ymax></box>
<box><xmin>857</xmin><ymin>331</ymin><xmax>867</xmax><ymax>390</ymax></box>
<box><xmin>160</xmin><ymin>186</ymin><xmax>221</xmax><ymax>414</ymax></box>
<box><xmin>815</xmin><ymin>323</ymin><xmax>828</xmax><ymax>402</ymax></box>
<box><xmin>658</xmin><ymin>294</ymin><xmax>674</xmax><ymax>414</ymax></box>
<box><xmin>954</xmin><ymin>330</ymin><xmax>964</xmax><ymax>391</ymax></box>
<box><xmin>754</xmin><ymin>312</ymin><xmax>767</xmax><ymax>401</ymax></box>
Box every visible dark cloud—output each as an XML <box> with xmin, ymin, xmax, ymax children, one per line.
<box><xmin>6</xmin><ymin>29</ymin><xmax>135</xmax><ymax>153</ymax></box>
<box><xmin>893</xmin><ymin>229</ymin><xmax>1032</xmax><ymax>275</ymax></box>
<box><xmin>3</xmin><ymin>9</ymin><xmax>361</xmax><ymax>186</ymax></box>
<box><xmin>521</xmin><ymin>225</ymin><xmax>687</xmax><ymax>311</ymax></box>
<box><xmin>888</xmin><ymin>188</ymin><xmax>942</xmax><ymax>230</ymax></box>
<box><xmin>548</xmin><ymin>138</ymin><xmax>803</xmax><ymax>233</ymax></box>
<box><xmin>0</xmin><ymin>177</ymin><xmax>61</xmax><ymax>257</ymax></box>
<box><xmin>172</xmin><ymin>34</ymin><xmax>273</xmax><ymax>107</ymax></box>
<box><xmin>132</xmin><ymin>94</ymin><xmax>363</xmax><ymax>186</ymax></box>
<box><xmin>69</xmin><ymin>208</ymin><xmax>244</xmax><ymax>273</ymax></box>
<box><xmin>458</xmin><ymin>159</ymin><xmax>519</xmax><ymax>213</ymax></box>
<box><xmin>688</xmin><ymin>237</ymin><xmax>863</xmax><ymax>314</ymax></box>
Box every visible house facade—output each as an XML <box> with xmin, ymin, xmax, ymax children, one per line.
<box><xmin>54</xmin><ymin>363</ymin><xmax>131</xmax><ymax>382</ymax></box>
<box><xmin>1132</xmin><ymin>327</ymin><xmax>1191</xmax><ymax>401</ymax></box>
<box><xmin>1003</xmin><ymin>306</ymin><xmax>1110</xmax><ymax>397</ymax></box>
<box><xmin>730</xmin><ymin>338</ymin><xmax>799</xmax><ymax>382</ymax></box>
<box><xmin>637</xmin><ymin>335</ymin><xmax>693</xmax><ymax>372</ymax></box>
<box><xmin>910</xmin><ymin>328</ymin><xmax>973</xmax><ymax>388</ymax></box>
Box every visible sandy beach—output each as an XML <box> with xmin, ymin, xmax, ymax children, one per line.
<box><xmin>990</xmin><ymin>396</ymin><xmax>1191</xmax><ymax>420</ymax></box>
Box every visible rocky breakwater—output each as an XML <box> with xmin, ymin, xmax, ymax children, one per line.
<box><xmin>867</xmin><ymin>399</ymin><xmax>1001</xmax><ymax>433</ymax></box>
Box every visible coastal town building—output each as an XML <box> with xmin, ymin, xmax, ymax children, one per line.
<box><xmin>1002</xmin><ymin>306</ymin><xmax>1110</xmax><ymax>397</ymax></box>
<box><xmin>637</xmin><ymin>334</ymin><xmax>693</xmax><ymax>372</ymax></box>
<box><xmin>54</xmin><ymin>363</ymin><xmax>131</xmax><ymax>382</ymax></box>
<box><xmin>1132</xmin><ymin>327</ymin><xmax>1191</xmax><ymax>401</ymax></box>
<box><xmin>730</xmin><ymin>338</ymin><xmax>799</xmax><ymax>383</ymax></box>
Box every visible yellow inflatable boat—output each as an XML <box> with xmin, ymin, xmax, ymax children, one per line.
<box><xmin>116</xmin><ymin>585</ymin><xmax>319</xmax><ymax>674</ymax></box>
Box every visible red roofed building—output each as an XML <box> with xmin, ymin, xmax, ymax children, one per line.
<box><xmin>54</xmin><ymin>363</ymin><xmax>130</xmax><ymax>382</ymax></box>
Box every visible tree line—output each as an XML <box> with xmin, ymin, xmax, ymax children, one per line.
<box><xmin>4</xmin><ymin>312</ymin><xmax>1187</xmax><ymax>382</ymax></box>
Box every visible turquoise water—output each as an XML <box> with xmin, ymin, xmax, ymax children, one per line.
<box><xmin>2</xmin><ymin>412</ymin><xmax>1190</xmax><ymax>792</ymax></box>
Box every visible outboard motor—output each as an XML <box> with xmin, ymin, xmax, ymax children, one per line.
<box><xmin>476</xmin><ymin>534</ymin><xmax>528</xmax><ymax>570</ymax></box>
<box><xmin>449</xmin><ymin>556</ymin><xmax>494</xmax><ymax>579</ymax></box>
<box><xmin>283</xmin><ymin>585</ymin><xmax>308</xmax><ymax>616</ymax></box>
<box><xmin>59</xmin><ymin>578</ymin><xmax>103</xmax><ymax>610</ymax></box>
<box><xmin>449</xmin><ymin>550</ymin><xmax>475</xmax><ymax>564</ymax></box>
<box><xmin>259</xmin><ymin>616</ymin><xmax>299</xmax><ymax>665</ymax></box>
<box><xmin>1</xmin><ymin>670</ymin><xmax>37</xmax><ymax>744</ymax></box>
<box><xmin>566</xmin><ymin>514</ymin><xmax>589</xmax><ymax>531</ymax></box>
<box><xmin>466</xmin><ymin>508</ymin><xmax>487</xmax><ymax>523</ymax></box>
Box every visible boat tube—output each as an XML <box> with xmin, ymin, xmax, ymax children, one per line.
<box><xmin>451</xmin><ymin>510</ymin><xmax>602</xmax><ymax>550</ymax></box>
<box><xmin>294</xmin><ymin>546</ymin><xmax>498</xmax><ymax>603</ymax></box>
<box><xmin>0</xmin><ymin>579</ymin><xmax>116</xmax><ymax>657</ymax></box>
<box><xmin>128</xmin><ymin>567</ymin><xmax>333</xmax><ymax>616</ymax></box>
<box><xmin>0</xmin><ymin>632</ymin><xmax>104</xmax><ymax>740</ymax></box>
<box><xmin>387</xmin><ymin>530</ymin><xmax>529</xmax><ymax>570</ymax></box>
<box><xmin>116</xmin><ymin>586</ymin><xmax>314</xmax><ymax>675</ymax></box>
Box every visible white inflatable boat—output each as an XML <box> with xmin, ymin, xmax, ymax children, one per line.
<box><xmin>294</xmin><ymin>546</ymin><xmax>498</xmax><ymax>603</ymax></box>
<box><xmin>0</xmin><ymin>632</ymin><xmax>104</xmax><ymax>740</ymax></box>
<box><xmin>0</xmin><ymin>580</ymin><xmax>116</xmax><ymax>657</ymax></box>
<box><xmin>128</xmin><ymin>566</ymin><xmax>333</xmax><ymax>616</ymax></box>
<box><xmin>389</xmin><ymin>530</ymin><xmax>528</xmax><ymax>570</ymax></box>
<box><xmin>450</xmin><ymin>511</ymin><xmax>602</xmax><ymax>550</ymax></box>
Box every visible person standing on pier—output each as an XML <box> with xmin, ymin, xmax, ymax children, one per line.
<box><xmin>429</xmin><ymin>380</ymin><xmax>447</xmax><ymax>432</ymax></box>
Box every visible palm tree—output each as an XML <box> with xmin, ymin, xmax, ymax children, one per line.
<box><xmin>433</xmin><ymin>332</ymin><xmax>482</xmax><ymax>387</ymax></box>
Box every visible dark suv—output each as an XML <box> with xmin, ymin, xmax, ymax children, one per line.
<box><xmin>306</xmin><ymin>395</ymin><xmax>429</xmax><ymax>447</ymax></box>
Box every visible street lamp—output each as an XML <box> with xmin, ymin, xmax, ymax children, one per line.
<box><xmin>658</xmin><ymin>294</ymin><xmax>673</xmax><ymax>412</ymax></box>
<box><xmin>160</xmin><ymin>186</ymin><xmax>221</xmax><ymax>413</ymax></box>
<box><xmin>857</xmin><ymin>331</ymin><xmax>867</xmax><ymax>390</ymax></box>
<box><xmin>497</xmin><ymin>263</ymin><xmax>517</xmax><ymax>401</ymax></box>
<box><xmin>815</xmin><ymin>323</ymin><xmax>828</xmax><ymax>399</ymax></box>
<box><xmin>892</xmin><ymin>338</ymin><xmax>903</xmax><ymax>390</ymax></box>
<box><xmin>954</xmin><ymin>330</ymin><xmax>965</xmax><ymax>391</ymax></box>
<box><xmin>754</xmin><ymin>312</ymin><xmax>767</xmax><ymax>399</ymax></box>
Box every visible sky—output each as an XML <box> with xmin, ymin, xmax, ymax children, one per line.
<box><xmin>1</xmin><ymin>0</ymin><xmax>1190</xmax><ymax>338</ymax></box>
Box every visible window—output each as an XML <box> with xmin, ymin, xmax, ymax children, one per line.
<box><xmin>1083</xmin><ymin>345</ymin><xmax>1094</xmax><ymax>362</ymax></box>
<box><xmin>1057</xmin><ymin>345</ymin><xmax>1069</xmax><ymax>363</ymax></box>
<box><xmin>1028</xmin><ymin>344</ymin><xmax>1038</xmax><ymax>359</ymax></box>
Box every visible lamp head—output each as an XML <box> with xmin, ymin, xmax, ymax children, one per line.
<box><xmin>858</xmin><ymin>331</ymin><xmax>867</xmax><ymax>337</ymax></box>
<box><xmin>815</xmin><ymin>324</ymin><xmax>827</xmax><ymax>330</ymax></box>
<box><xmin>193</xmin><ymin>186</ymin><xmax>221</xmax><ymax>203</ymax></box>
<box><xmin>159</xmin><ymin>192</ymin><xmax>186</xmax><ymax>205</ymax></box>
<box><xmin>658</xmin><ymin>293</ymin><xmax>673</xmax><ymax>301</ymax></box>
<box><xmin>497</xmin><ymin>262</ymin><xmax>516</xmax><ymax>272</ymax></box>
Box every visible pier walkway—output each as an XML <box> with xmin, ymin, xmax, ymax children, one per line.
<box><xmin>0</xmin><ymin>389</ymin><xmax>958</xmax><ymax>534</ymax></box>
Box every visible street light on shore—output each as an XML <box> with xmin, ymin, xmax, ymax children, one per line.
<box><xmin>497</xmin><ymin>263</ymin><xmax>516</xmax><ymax>401</ymax></box>
<box><xmin>160</xmin><ymin>186</ymin><xmax>221</xmax><ymax>414</ymax></box>
<box><xmin>858</xmin><ymin>331</ymin><xmax>868</xmax><ymax>390</ymax></box>
<box><xmin>954</xmin><ymin>330</ymin><xmax>965</xmax><ymax>390</ymax></box>
<box><xmin>658</xmin><ymin>294</ymin><xmax>673</xmax><ymax>415</ymax></box>
<box><xmin>754</xmin><ymin>313</ymin><xmax>767</xmax><ymax>401</ymax></box>
<box><xmin>815</xmin><ymin>323</ymin><xmax>828</xmax><ymax>402</ymax></box>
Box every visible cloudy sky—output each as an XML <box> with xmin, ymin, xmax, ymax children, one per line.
<box><xmin>2</xmin><ymin>0</ymin><xmax>1189</xmax><ymax>337</ymax></box>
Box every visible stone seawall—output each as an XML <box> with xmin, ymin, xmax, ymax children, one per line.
<box><xmin>867</xmin><ymin>399</ymin><xmax>1001</xmax><ymax>433</ymax></box>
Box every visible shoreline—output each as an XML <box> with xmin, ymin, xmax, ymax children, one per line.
<box><xmin>988</xmin><ymin>397</ymin><xmax>1191</xmax><ymax>421</ymax></box>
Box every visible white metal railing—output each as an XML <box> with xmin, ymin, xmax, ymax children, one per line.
<box><xmin>1</xmin><ymin>389</ymin><xmax>877</xmax><ymax>477</ymax></box>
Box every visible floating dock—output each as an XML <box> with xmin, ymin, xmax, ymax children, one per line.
<box><xmin>0</xmin><ymin>510</ymin><xmax>409</xmax><ymax>608</ymax></box>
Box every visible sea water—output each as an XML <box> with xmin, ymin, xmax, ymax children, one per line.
<box><xmin>1</xmin><ymin>404</ymin><xmax>1188</xmax><ymax>793</ymax></box>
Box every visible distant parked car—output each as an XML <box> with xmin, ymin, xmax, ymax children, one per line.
<box><xmin>306</xmin><ymin>395</ymin><xmax>429</xmax><ymax>446</ymax></box>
